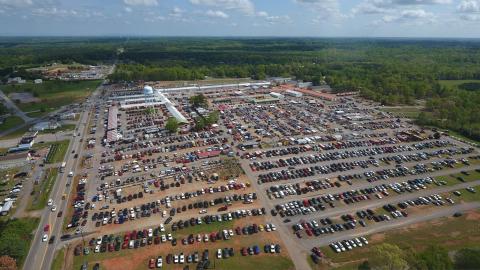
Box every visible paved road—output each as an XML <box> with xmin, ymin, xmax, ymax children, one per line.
<box><xmin>0</xmin><ymin>132</ymin><xmax>73</xmax><ymax>148</ymax></box>
<box><xmin>0</xmin><ymin>90</ymin><xmax>34</xmax><ymax>122</ymax></box>
<box><xmin>298</xmin><ymin>201</ymin><xmax>480</xmax><ymax>249</ymax></box>
<box><xmin>23</xmin><ymin>86</ymin><xmax>102</xmax><ymax>270</ymax></box>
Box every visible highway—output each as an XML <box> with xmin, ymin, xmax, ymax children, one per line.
<box><xmin>23</xmin><ymin>86</ymin><xmax>102</xmax><ymax>270</ymax></box>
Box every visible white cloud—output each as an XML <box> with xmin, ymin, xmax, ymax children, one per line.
<box><xmin>295</xmin><ymin>0</ymin><xmax>347</xmax><ymax>20</ymax></box>
<box><xmin>170</xmin><ymin>6</ymin><xmax>184</xmax><ymax>17</ymax></box>
<box><xmin>264</xmin><ymin>15</ymin><xmax>291</xmax><ymax>24</ymax></box>
<box><xmin>123</xmin><ymin>0</ymin><xmax>158</xmax><ymax>7</ymax></box>
<box><xmin>31</xmin><ymin>7</ymin><xmax>104</xmax><ymax>18</ymax></box>
<box><xmin>354</xmin><ymin>0</ymin><xmax>452</xmax><ymax>15</ymax></box>
<box><xmin>124</xmin><ymin>6</ymin><xmax>132</xmax><ymax>12</ymax></box>
<box><xmin>256</xmin><ymin>11</ymin><xmax>268</xmax><ymax>17</ymax></box>
<box><xmin>457</xmin><ymin>0</ymin><xmax>480</xmax><ymax>21</ymax></box>
<box><xmin>205</xmin><ymin>9</ymin><xmax>229</xmax><ymax>18</ymax></box>
<box><xmin>0</xmin><ymin>0</ymin><xmax>33</xmax><ymax>8</ymax></box>
<box><xmin>189</xmin><ymin>0</ymin><xmax>254</xmax><ymax>14</ymax></box>
<box><xmin>375</xmin><ymin>8</ymin><xmax>435</xmax><ymax>24</ymax></box>
<box><xmin>457</xmin><ymin>0</ymin><xmax>480</xmax><ymax>13</ymax></box>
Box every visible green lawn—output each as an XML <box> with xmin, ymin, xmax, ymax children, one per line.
<box><xmin>0</xmin><ymin>124</ymin><xmax>32</xmax><ymax>139</ymax></box>
<box><xmin>436</xmin><ymin>169</ymin><xmax>480</xmax><ymax>186</ymax></box>
<box><xmin>27</xmin><ymin>168</ymin><xmax>58</xmax><ymax>211</ymax></box>
<box><xmin>3</xmin><ymin>80</ymin><xmax>101</xmax><ymax>114</ymax></box>
<box><xmin>0</xmin><ymin>116</ymin><xmax>24</xmax><ymax>130</ymax></box>
<box><xmin>26</xmin><ymin>111</ymin><xmax>45</xmax><ymax>118</ymax></box>
<box><xmin>0</xmin><ymin>218</ymin><xmax>40</xmax><ymax>268</ymax></box>
<box><xmin>380</xmin><ymin>106</ymin><xmax>423</xmax><ymax>119</ymax></box>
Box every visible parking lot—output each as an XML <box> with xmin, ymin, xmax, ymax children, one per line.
<box><xmin>53</xmin><ymin>83</ymin><xmax>480</xmax><ymax>270</ymax></box>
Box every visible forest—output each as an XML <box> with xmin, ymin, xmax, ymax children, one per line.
<box><xmin>1</xmin><ymin>37</ymin><xmax>479</xmax><ymax>141</ymax></box>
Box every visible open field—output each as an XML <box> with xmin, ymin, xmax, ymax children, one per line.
<box><xmin>2</xmin><ymin>80</ymin><xmax>101</xmax><ymax>115</ymax></box>
<box><xmin>0</xmin><ymin>115</ymin><xmax>24</xmax><ymax>130</ymax></box>
<box><xmin>0</xmin><ymin>124</ymin><xmax>32</xmax><ymax>139</ymax></box>
<box><xmin>438</xmin><ymin>80</ymin><xmax>480</xmax><ymax>91</ymax></box>
<box><xmin>27</xmin><ymin>168</ymin><xmax>58</xmax><ymax>211</ymax></box>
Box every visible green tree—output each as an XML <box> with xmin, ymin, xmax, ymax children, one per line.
<box><xmin>165</xmin><ymin>117</ymin><xmax>179</xmax><ymax>133</ymax></box>
<box><xmin>205</xmin><ymin>111</ymin><xmax>220</xmax><ymax>125</ymax></box>
<box><xmin>416</xmin><ymin>246</ymin><xmax>452</xmax><ymax>270</ymax></box>
<box><xmin>190</xmin><ymin>94</ymin><xmax>208</xmax><ymax>108</ymax></box>
<box><xmin>369</xmin><ymin>243</ymin><xmax>408</xmax><ymax>270</ymax></box>
<box><xmin>194</xmin><ymin>117</ymin><xmax>206</xmax><ymax>131</ymax></box>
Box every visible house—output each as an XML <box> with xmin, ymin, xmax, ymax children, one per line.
<box><xmin>7</xmin><ymin>77</ymin><xmax>26</xmax><ymax>84</ymax></box>
<box><xmin>31</xmin><ymin>121</ymin><xmax>61</xmax><ymax>131</ymax></box>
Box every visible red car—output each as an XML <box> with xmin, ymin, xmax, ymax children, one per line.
<box><xmin>43</xmin><ymin>224</ymin><xmax>50</xmax><ymax>232</ymax></box>
<box><xmin>148</xmin><ymin>258</ymin><xmax>155</xmax><ymax>269</ymax></box>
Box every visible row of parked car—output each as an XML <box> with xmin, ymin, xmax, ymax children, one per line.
<box><xmin>249</xmin><ymin>141</ymin><xmax>454</xmax><ymax>172</ymax></box>
<box><xmin>329</xmin><ymin>237</ymin><xmax>369</xmax><ymax>253</ymax></box>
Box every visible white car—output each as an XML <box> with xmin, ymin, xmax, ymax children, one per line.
<box><xmin>156</xmin><ymin>257</ymin><xmax>163</xmax><ymax>268</ymax></box>
<box><xmin>47</xmin><ymin>199</ymin><xmax>53</xmax><ymax>206</ymax></box>
<box><xmin>179</xmin><ymin>253</ymin><xmax>185</xmax><ymax>264</ymax></box>
<box><xmin>42</xmin><ymin>234</ymin><xmax>48</xmax><ymax>242</ymax></box>
<box><xmin>217</xmin><ymin>249</ymin><xmax>222</xmax><ymax>259</ymax></box>
<box><xmin>51</xmin><ymin>205</ymin><xmax>57</xmax><ymax>212</ymax></box>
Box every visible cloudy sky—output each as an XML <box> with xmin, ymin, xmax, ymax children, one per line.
<box><xmin>0</xmin><ymin>0</ymin><xmax>479</xmax><ymax>37</ymax></box>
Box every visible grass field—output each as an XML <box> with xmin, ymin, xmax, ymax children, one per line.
<box><xmin>0</xmin><ymin>124</ymin><xmax>32</xmax><ymax>139</ymax></box>
<box><xmin>27</xmin><ymin>168</ymin><xmax>58</xmax><ymax>211</ymax></box>
<box><xmin>3</xmin><ymin>80</ymin><xmax>101</xmax><ymax>115</ymax></box>
<box><xmin>436</xmin><ymin>169</ymin><xmax>480</xmax><ymax>186</ymax></box>
<box><xmin>45</xmin><ymin>140</ymin><xmax>70</xmax><ymax>164</ymax></box>
<box><xmin>312</xmin><ymin>209</ymin><xmax>480</xmax><ymax>269</ymax></box>
<box><xmin>0</xmin><ymin>115</ymin><xmax>24</xmax><ymax>130</ymax></box>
